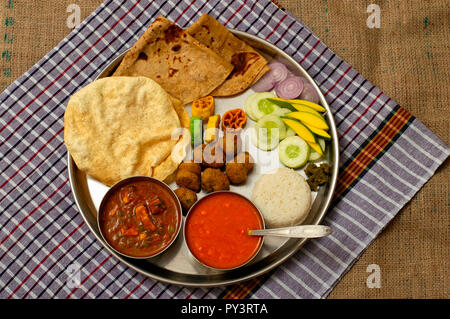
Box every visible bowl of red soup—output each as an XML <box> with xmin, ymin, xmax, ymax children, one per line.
<box><xmin>184</xmin><ymin>191</ymin><xmax>265</xmax><ymax>270</ymax></box>
<box><xmin>98</xmin><ymin>176</ymin><xmax>182</xmax><ymax>259</ymax></box>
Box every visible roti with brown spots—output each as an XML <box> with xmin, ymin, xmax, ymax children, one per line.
<box><xmin>113</xmin><ymin>16</ymin><xmax>233</xmax><ymax>105</ymax></box>
<box><xmin>187</xmin><ymin>13</ymin><xmax>270</xmax><ymax>96</ymax></box>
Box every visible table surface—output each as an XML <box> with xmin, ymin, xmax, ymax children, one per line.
<box><xmin>0</xmin><ymin>0</ymin><xmax>448</xmax><ymax>298</ymax></box>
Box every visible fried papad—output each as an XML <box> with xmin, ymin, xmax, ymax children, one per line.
<box><xmin>64</xmin><ymin>76</ymin><xmax>181</xmax><ymax>186</ymax></box>
<box><xmin>152</xmin><ymin>95</ymin><xmax>191</xmax><ymax>182</ymax></box>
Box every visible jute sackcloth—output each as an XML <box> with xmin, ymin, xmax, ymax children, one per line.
<box><xmin>0</xmin><ymin>0</ymin><xmax>447</xmax><ymax>298</ymax></box>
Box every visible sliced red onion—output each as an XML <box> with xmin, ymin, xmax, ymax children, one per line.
<box><xmin>252</xmin><ymin>73</ymin><xmax>276</xmax><ymax>92</ymax></box>
<box><xmin>267</xmin><ymin>61</ymin><xmax>289</xmax><ymax>83</ymax></box>
<box><xmin>299</xmin><ymin>82</ymin><xmax>320</xmax><ymax>104</ymax></box>
<box><xmin>275</xmin><ymin>76</ymin><xmax>304</xmax><ymax>99</ymax></box>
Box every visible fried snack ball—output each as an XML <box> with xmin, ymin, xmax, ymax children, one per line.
<box><xmin>201</xmin><ymin>168</ymin><xmax>230</xmax><ymax>193</ymax></box>
<box><xmin>176</xmin><ymin>169</ymin><xmax>201</xmax><ymax>192</ymax></box>
<box><xmin>202</xmin><ymin>142</ymin><xmax>225</xmax><ymax>169</ymax></box>
<box><xmin>234</xmin><ymin>151</ymin><xmax>254</xmax><ymax>172</ymax></box>
<box><xmin>225</xmin><ymin>162</ymin><xmax>248</xmax><ymax>185</ymax></box>
<box><xmin>218</xmin><ymin>132</ymin><xmax>242</xmax><ymax>159</ymax></box>
<box><xmin>179</xmin><ymin>161</ymin><xmax>201</xmax><ymax>176</ymax></box>
<box><xmin>174</xmin><ymin>187</ymin><xmax>197</xmax><ymax>213</ymax></box>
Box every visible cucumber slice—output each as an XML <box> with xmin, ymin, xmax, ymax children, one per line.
<box><xmin>274</xmin><ymin>107</ymin><xmax>292</xmax><ymax>117</ymax></box>
<box><xmin>244</xmin><ymin>92</ymin><xmax>276</xmax><ymax>121</ymax></box>
<box><xmin>245</xmin><ymin>92</ymin><xmax>280</xmax><ymax>120</ymax></box>
<box><xmin>257</xmin><ymin>114</ymin><xmax>286</xmax><ymax>140</ymax></box>
<box><xmin>309</xmin><ymin>138</ymin><xmax>326</xmax><ymax>161</ymax></box>
<box><xmin>244</xmin><ymin>98</ymin><xmax>257</xmax><ymax>121</ymax></box>
<box><xmin>278</xmin><ymin>136</ymin><xmax>310</xmax><ymax>168</ymax></box>
<box><xmin>252</xmin><ymin>99</ymin><xmax>280</xmax><ymax>120</ymax></box>
<box><xmin>266</xmin><ymin>98</ymin><xmax>297</xmax><ymax>111</ymax></box>
<box><xmin>250</xmin><ymin>125</ymin><xmax>279</xmax><ymax>151</ymax></box>
<box><xmin>244</xmin><ymin>95</ymin><xmax>258</xmax><ymax>121</ymax></box>
<box><xmin>285</xmin><ymin>127</ymin><xmax>296</xmax><ymax>138</ymax></box>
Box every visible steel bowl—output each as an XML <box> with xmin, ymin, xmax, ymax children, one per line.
<box><xmin>183</xmin><ymin>191</ymin><xmax>265</xmax><ymax>271</ymax></box>
<box><xmin>97</xmin><ymin>176</ymin><xmax>183</xmax><ymax>259</ymax></box>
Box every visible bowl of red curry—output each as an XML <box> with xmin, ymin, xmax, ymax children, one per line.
<box><xmin>98</xmin><ymin>176</ymin><xmax>182</xmax><ymax>259</ymax></box>
<box><xmin>183</xmin><ymin>191</ymin><xmax>265</xmax><ymax>270</ymax></box>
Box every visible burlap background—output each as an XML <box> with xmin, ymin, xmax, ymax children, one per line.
<box><xmin>0</xmin><ymin>0</ymin><xmax>448</xmax><ymax>298</ymax></box>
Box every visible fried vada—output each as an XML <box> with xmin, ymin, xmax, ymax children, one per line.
<box><xmin>234</xmin><ymin>151</ymin><xmax>254</xmax><ymax>172</ymax></box>
<box><xmin>201</xmin><ymin>168</ymin><xmax>230</xmax><ymax>193</ymax></box>
<box><xmin>176</xmin><ymin>169</ymin><xmax>201</xmax><ymax>192</ymax></box>
<box><xmin>225</xmin><ymin>162</ymin><xmax>248</xmax><ymax>185</ymax></box>
<box><xmin>174</xmin><ymin>187</ymin><xmax>197</xmax><ymax>213</ymax></box>
<box><xmin>179</xmin><ymin>161</ymin><xmax>201</xmax><ymax>176</ymax></box>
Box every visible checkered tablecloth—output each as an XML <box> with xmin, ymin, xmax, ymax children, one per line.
<box><xmin>0</xmin><ymin>0</ymin><xmax>448</xmax><ymax>299</ymax></box>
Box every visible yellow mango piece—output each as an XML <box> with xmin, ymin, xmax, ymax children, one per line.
<box><xmin>287</xmin><ymin>112</ymin><xmax>329</xmax><ymax>130</ymax></box>
<box><xmin>192</xmin><ymin>96</ymin><xmax>215</xmax><ymax>121</ymax></box>
<box><xmin>269</xmin><ymin>97</ymin><xmax>326</xmax><ymax>112</ymax></box>
<box><xmin>290</xmin><ymin>100</ymin><xmax>326</xmax><ymax>112</ymax></box>
<box><xmin>290</xmin><ymin>104</ymin><xmax>323</xmax><ymax>117</ymax></box>
<box><xmin>308</xmin><ymin>141</ymin><xmax>323</xmax><ymax>156</ymax></box>
<box><xmin>281</xmin><ymin>118</ymin><xmax>316</xmax><ymax>143</ymax></box>
<box><xmin>303</xmin><ymin>123</ymin><xmax>331</xmax><ymax>140</ymax></box>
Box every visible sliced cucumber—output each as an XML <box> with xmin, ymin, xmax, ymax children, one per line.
<box><xmin>245</xmin><ymin>92</ymin><xmax>276</xmax><ymax>121</ymax></box>
<box><xmin>244</xmin><ymin>93</ymin><xmax>259</xmax><ymax>121</ymax></box>
<box><xmin>278</xmin><ymin>136</ymin><xmax>310</xmax><ymax>168</ymax></box>
<box><xmin>274</xmin><ymin>107</ymin><xmax>292</xmax><ymax>117</ymax></box>
<box><xmin>285</xmin><ymin>127</ymin><xmax>296</xmax><ymax>138</ymax></box>
<box><xmin>245</xmin><ymin>106</ymin><xmax>258</xmax><ymax>122</ymax></box>
<box><xmin>244</xmin><ymin>92</ymin><xmax>279</xmax><ymax>120</ymax></box>
<box><xmin>244</xmin><ymin>92</ymin><xmax>262</xmax><ymax>121</ymax></box>
<box><xmin>309</xmin><ymin>138</ymin><xmax>326</xmax><ymax>161</ymax></box>
<box><xmin>250</xmin><ymin>125</ymin><xmax>279</xmax><ymax>151</ymax></box>
<box><xmin>257</xmin><ymin>114</ymin><xmax>286</xmax><ymax>140</ymax></box>
<box><xmin>266</xmin><ymin>98</ymin><xmax>297</xmax><ymax>111</ymax></box>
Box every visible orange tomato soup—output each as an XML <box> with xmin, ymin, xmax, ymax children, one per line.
<box><xmin>185</xmin><ymin>192</ymin><xmax>263</xmax><ymax>269</ymax></box>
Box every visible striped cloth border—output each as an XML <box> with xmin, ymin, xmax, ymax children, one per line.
<box><xmin>0</xmin><ymin>0</ymin><xmax>448</xmax><ymax>299</ymax></box>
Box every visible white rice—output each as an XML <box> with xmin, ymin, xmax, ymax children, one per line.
<box><xmin>251</xmin><ymin>167</ymin><xmax>312</xmax><ymax>228</ymax></box>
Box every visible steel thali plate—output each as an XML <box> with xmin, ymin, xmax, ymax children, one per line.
<box><xmin>67</xmin><ymin>30</ymin><xmax>339</xmax><ymax>287</ymax></box>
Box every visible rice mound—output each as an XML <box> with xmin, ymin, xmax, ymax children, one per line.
<box><xmin>251</xmin><ymin>167</ymin><xmax>312</xmax><ymax>228</ymax></box>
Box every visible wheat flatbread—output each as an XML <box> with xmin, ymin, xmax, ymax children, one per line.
<box><xmin>113</xmin><ymin>16</ymin><xmax>233</xmax><ymax>105</ymax></box>
<box><xmin>187</xmin><ymin>13</ymin><xmax>269</xmax><ymax>96</ymax></box>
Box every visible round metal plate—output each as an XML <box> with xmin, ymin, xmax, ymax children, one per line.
<box><xmin>67</xmin><ymin>30</ymin><xmax>339</xmax><ymax>287</ymax></box>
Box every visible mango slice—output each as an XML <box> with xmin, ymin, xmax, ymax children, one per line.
<box><xmin>268</xmin><ymin>97</ymin><xmax>326</xmax><ymax>112</ymax></box>
<box><xmin>303</xmin><ymin>123</ymin><xmax>331</xmax><ymax>140</ymax></box>
<box><xmin>308</xmin><ymin>142</ymin><xmax>324</xmax><ymax>156</ymax></box>
<box><xmin>290</xmin><ymin>100</ymin><xmax>326</xmax><ymax>112</ymax></box>
<box><xmin>287</xmin><ymin>112</ymin><xmax>329</xmax><ymax>130</ymax></box>
<box><xmin>281</xmin><ymin>118</ymin><xmax>316</xmax><ymax>143</ymax></box>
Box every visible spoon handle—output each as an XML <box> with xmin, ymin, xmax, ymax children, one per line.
<box><xmin>248</xmin><ymin>225</ymin><xmax>332</xmax><ymax>238</ymax></box>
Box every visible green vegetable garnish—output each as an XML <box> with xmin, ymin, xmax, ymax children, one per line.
<box><xmin>190</xmin><ymin>116</ymin><xmax>203</xmax><ymax>147</ymax></box>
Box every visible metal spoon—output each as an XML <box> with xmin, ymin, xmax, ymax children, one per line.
<box><xmin>248</xmin><ymin>225</ymin><xmax>332</xmax><ymax>238</ymax></box>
